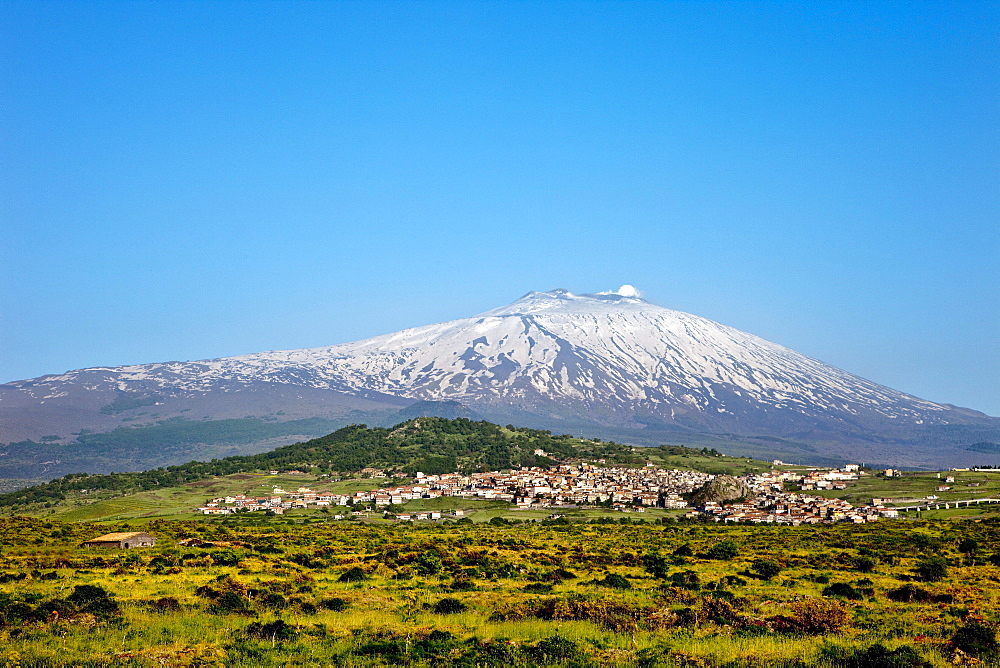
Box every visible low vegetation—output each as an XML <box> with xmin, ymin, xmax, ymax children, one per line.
<box><xmin>1</xmin><ymin>514</ymin><xmax>999</xmax><ymax>666</ymax></box>
<box><xmin>2</xmin><ymin>418</ymin><xmax>1000</xmax><ymax>665</ymax></box>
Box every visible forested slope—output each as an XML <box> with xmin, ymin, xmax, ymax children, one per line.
<box><xmin>0</xmin><ymin>418</ymin><xmax>643</xmax><ymax>508</ymax></box>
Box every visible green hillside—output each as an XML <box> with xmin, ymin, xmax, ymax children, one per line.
<box><xmin>0</xmin><ymin>418</ymin><xmax>646</xmax><ymax>511</ymax></box>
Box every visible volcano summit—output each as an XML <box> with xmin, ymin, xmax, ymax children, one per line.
<box><xmin>3</xmin><ymin>287</ymin><xmax>998</xmax><ymax>475</ymax></box>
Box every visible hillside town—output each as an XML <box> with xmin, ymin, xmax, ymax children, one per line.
<box><xmin>197</xmin><ymin>462</ymin><xmax>710</xmax><ymax>516</ymax></box>
<box><xmin>196</xmin><ymin>459</ymin><xmax>899</xmax><ymax>525</ymax></box>
<box><xmin>687</xmin><ymin>465</ymin><xmax>901</xmax><ymax>524</ymax></box>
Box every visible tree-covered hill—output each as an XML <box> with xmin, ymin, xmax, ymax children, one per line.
<box><xmin>0</xmin><ymin>418</ymin><xmax>643</xmax><ymax>508</ymax></box>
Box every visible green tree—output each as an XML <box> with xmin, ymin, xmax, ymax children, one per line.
<box><xmin>853</xmin><ymin>555</ymin><xmax>877</xmax><ymax>573</ymax></box>
<box><xmin>641</xmin><ymin>552</ymin><xmax>670</xmax><ymax>579</ymax></box>
<box><xmin>914</xmin><ymin>557</ymin><xmax>948</xmax><ymax>582</ymax></box>
<box><xmin>706</xmin><ymin>540</ymin><xmax>739</xmax><ymax>560</ymax></box>
<box><xmin>751</xmin><ymin>558</ymin><xmax>782</xmax><ymax>580</ymax></box>
<box><xmin>958</xmin><ymin>538</ymin><xmax>980</xmax><ymax>564</ymax></box>
<box><xmin>958</xmin><ymin>538</ymin><xmax>978</xmax><ymax>555</ymax></box>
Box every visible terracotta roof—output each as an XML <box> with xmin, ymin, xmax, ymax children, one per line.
<box><xmin>86</xmin><ymin>532</ymin><xmax>150</xmax><ymax>542</ymax></box>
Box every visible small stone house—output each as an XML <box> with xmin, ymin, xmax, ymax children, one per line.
<box><xmin>81</xmin><ymin>531</ymin><xmax>156</xmax><ymax>549</ymax></box>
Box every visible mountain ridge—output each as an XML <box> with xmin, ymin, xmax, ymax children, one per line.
<box><xmin>3</xmin><ymin>287</ymin><xmax>998</xmax><ymax>473</ymax></box>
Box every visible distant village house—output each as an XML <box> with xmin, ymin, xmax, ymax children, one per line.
<box><xmin>81</xmin><ymin>532</ymin><xmax>156</xmax><ymax>549</ymax></box>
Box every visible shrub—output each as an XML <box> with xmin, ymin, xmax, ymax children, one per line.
<box><xmin>212</xmin><ymin>591</ymin><xmax>250</xmax><ymax>614</ymax></box>
<box><xmin>706</xmin><ymin>540</ymin><xmax>739</xmax><ymax>560</ymax></box>
<box><xmin>149</xmin><ymin>556</ymin><xmax>175</xmax><ymax>569</ymax></box>
<box><xmin>822</xmin><ymin>642</ymin><xmax>928</xmax><ymax>667</ymax></box>
<box><xmin>447</xmin><ymin>574</ymin><xmax>476</xmax><ymax>591</ymax></box>
<box><xmin>699</xmin><ymin>595</ymin><xmax>745</xmax><ymax>626</ymax></box>
<box><xmin>261</xmin><ymin>593</ymin><xmax>287</xmax><ymax>610</ymax></box>
<box><xmin>413</xmin><ymin>552</ymin><xmax>442</xmax><ymax>575</ymax></box>
<box><xmin>642</xmin><ymin>552</ymin><xmax>670</xmax><ymax>579</ymax></box>
<box><xmin>667</xmin><ymin>570</ymin><xmax>700</xmax><ymax>591</ymax></box>
<box><xmin>152</xmin><ymin>597</ymin><xmax>181</xmax><ymax>612</ymax></box>
<box><xmin>66</xmin><ymin>584</ymin><xmax>119</xmax><ymax>619</ymax></box>
<box><xmin>952</xmin><ymin>622</ymin><xmax>998</xmax><ymax>657</ymax></box>
<box><xmin>957</xmin><ymin>538</ymin><xmax>979</xmax><ymax>555</ymax></box>
<box><xmin>786</xmin><ymin>598</ymin><xmax>850</xmax><ymax>634</ymax></box>
<box><xmin>319</xmin><ymin>597</ymin><xmax>348</xmax><ymax>611</ymax></box>
<box><xmin>337</xmin><ymin>567</ymin><xmax>366</xmax><ymax>583</ymax></box>
<box><xmin>853</xmin><ymin>556</ymin><xmax>877</xmax><ymax>573</ymax></box>
<box><xmin>914</xmin><ymin>557</ymin><xmax>948</xmax><ymax>582</ymax></box>
<box><xmin>38</xmin><ymin>597</ymin><xmax>76</xmax><ymax>619</ymax></box>
<box><xmin>673</xmin><ymin>544</ymin><xmax>694</xmax><ymax>557</ymax></box>
<box><xmin>822</xmin><ymin>582</ymin><xmax>863</xmax><ymax>600</ymax></box>
<box><xmin>0</xmin><ymin>600</ymin><xmax>37</xmax><ymax>625</ymax></box>
<box><xmin>751</xmin><ymin>559</ymin><xmax>782</xmax><ymax>580</ymax></box>
<box><xmin>467</xmin><ymin>638</ymin><xmax>523</xmax><ymax>664</ymax></box>
<box><xmin>195</xmin><ymin>585</ymin><xmax>220</xmax><ymax>600</ymax></box>
<box><xmin>721</xmin><ymin>574</ymin><xmax>746</xmax><ymax>587</ymax></box>
<box><xmin>492</xmin><ymin>595</ymin><xmax>668</xmax><ymax>633</ymax></box>
<box><xmin>524</xmin><ymin>583</ymin><xmax>553</xmax><ymax>593</ymax></box>
<box><xmin>548</xmin><ymin>568</ymin><xmax>577</xmax><ymax>581</ymax></box>
<box><xmin>357</xmin><ymin>636</ymin><xmax>406</xmax><ymax>662</ymax></box>
<box><xmin>531</xmin><ymin>636</ymin><xmax>580</xmax><ymax>662</ymax></box>
<box><xmin>210</xmin><ymin>550</ymin><xmax>242</xmax><ymax>567</ymax></box>
<box><xmin>432</xmin><ymin>597</ymin><xmax>467</xmax><ymax>614</ymax></box>
<box><xmin>886</xmin><ymin>584</ymin><xmax>932</xmax><ymax>603</ymax></box>
<box><xmin>404</xmin><ymin>629</ymin><xmax>461</xmax><ymax>662</ymax></box>
<box><xmin>244</xmin><ymin>619</ymin><xmax>296</xmax><ymax>641</ymax></box>
<box><xmin>597</xmin><ymin>573</ymin><xmax>631</xmax><ymax>589</ymax></box>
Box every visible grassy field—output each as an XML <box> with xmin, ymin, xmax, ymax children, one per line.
<box><xmin>0</xmin><ymin>516</ymin><xmax>998</xmax><ymax>666</ymax></box>
<box><xmin>16</xmin><ymin>473</ymin><xmax>392</xmax><ymax>523</ymax></box>
<box><xmin>917</xmin><ymin>505</ymin><xmax>999</xmax><ymax>520</ymax></box>
<box><xmin>806</xmin><ymin>469</ymin><xmax>1000</xmax><ymax>507</ymax></box>
<box><xmin>640</xmin><ymin>449</ymin><xmax>777</xmax><ymax>476</ymax></box>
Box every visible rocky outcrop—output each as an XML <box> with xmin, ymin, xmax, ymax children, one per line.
<box><xmin>689</xmin><ymin>475</ymin><xmax>752</xmax><ymax>506</ymax></box>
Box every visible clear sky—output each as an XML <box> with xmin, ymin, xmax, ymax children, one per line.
<box><xmin>2</xmin><ymin>1</ymin><xmax>998</xmax><ymax>415</ymax></box>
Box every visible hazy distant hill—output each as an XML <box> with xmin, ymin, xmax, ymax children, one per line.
<box><xmin>388</xmin><ymin>400</ymin><xmax>485</xmax><ymax>423</ymax></box>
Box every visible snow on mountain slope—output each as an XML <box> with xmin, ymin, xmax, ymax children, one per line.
<box><xmin>4</xmin><ymin>287</ymin><xmax>959</xmax><ymax>432</ymax></box>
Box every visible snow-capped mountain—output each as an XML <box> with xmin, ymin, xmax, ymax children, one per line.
<box><xmin>3</xmin><ymin>287</ymin><xmax>998</xmax><ymax>473</ymax></box>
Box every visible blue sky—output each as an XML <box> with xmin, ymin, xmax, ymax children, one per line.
<box><xmin>2</xmin><ymin>1</ymin><xmax>998</xmax><ymax>415</ymax></box>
